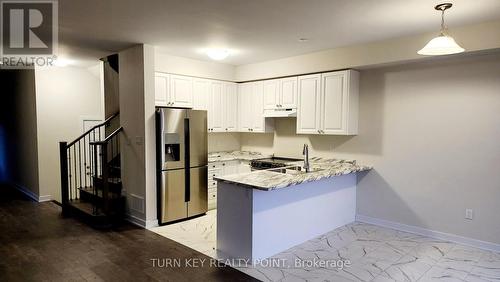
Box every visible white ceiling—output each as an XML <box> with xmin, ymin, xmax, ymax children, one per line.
<box><xmin>59</xmin><ymin>0</ymin><xmax>500</xmax><ymax>66</ymax></box>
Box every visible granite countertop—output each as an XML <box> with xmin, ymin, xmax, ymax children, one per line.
<box><xmin>208</xmin><ymin>150</ymin><xmax>272</xmax><ymax>163</ymax></box>
<box><xmin>214</xmin><ymin>157</ymin><xmax>372</xmax><ymax>191</ymax></box>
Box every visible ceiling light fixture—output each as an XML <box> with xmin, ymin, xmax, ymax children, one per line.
<box><xmin>206</xmin><ymin>49</ymin><xmax>230</xmax><ymax>60</ymax></box>
<box><xmin>53</xmin><ymin>57</ymin><xmax>73</xmax><ymax>67</ymax></box>
<box><xmin>418</xmin><ymin>3</ymin><xmax>465</xmax><ymax>56</ymax></box>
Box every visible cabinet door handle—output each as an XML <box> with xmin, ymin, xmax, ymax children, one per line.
<box><xmin>317</xmin><ymin>130</ymin><xmax>320</xmax><ymax>133</ymax></box>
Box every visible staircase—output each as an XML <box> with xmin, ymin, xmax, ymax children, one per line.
<box><xmin>59</xmin><ymin>113</ymin><xmax>124</xmax><ymax>227</ymax></box>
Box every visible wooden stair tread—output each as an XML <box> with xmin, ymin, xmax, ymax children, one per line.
<box><xmin>94</xmin><ymin>176</ymin><xmax>122</xmax><ymax>184</ymax></box>
<box><xmin>68</xmin><ymin>199</ymin><xmax>104</xmax><ymax>216</ymax></box>
<box><xmin>79</xmin><ymin>187</ymin><xmax>122</xmax><ymax>198</ymax></box>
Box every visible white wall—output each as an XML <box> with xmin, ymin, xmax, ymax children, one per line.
<box><xmin>241</xmin><ymin>53</ymin><xmax>500</xmax><ymax>245</ymax></box>
<box><xmin>155</xmin><ymin>51</ymin><xmax>235</xmax><ymax>81</ymax></box>
<box><xmin>235</xmin><ymin>20</ymin><xmax>500</xmax><ymax>81</ymax></box>
<box><xmin>35</xmin><ymin>65</ymin><xmax>103</xmax><ymax>201</ymax></box>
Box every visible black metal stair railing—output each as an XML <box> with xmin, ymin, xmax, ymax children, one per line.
<box><xmin>88</xmin><ymin>127</ymin><xmax>122</xmax><ymax>215</ymax></box>
<box><xmin>59</xmin><ymin>112</ymin><xmax>121</xmax><ymax>217</ymax></box>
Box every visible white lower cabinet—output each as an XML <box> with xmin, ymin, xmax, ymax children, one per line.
<box><xmin>297</xmin><ymin>70</ymin><xmax>359</xmax><ymax>135</ymax></box>
<box><xmin>207</xmin><ymin>160</ymin><xmax>248</xmax><ymax>210</ymax></box>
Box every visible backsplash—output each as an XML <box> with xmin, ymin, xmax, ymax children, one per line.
<box><xmin>208</xmin><ymin>132</ymin><xmax>241</xmax><ymax>152</ymax></box>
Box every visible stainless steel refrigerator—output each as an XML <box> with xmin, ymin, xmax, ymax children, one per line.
<box><xmin>156</xmin><ymin>108</ymin><xmax>208</xmax><ymax>225</ymax></box>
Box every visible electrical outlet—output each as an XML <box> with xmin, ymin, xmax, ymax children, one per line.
<box><xmin>465</xmin><ymin>209</ymin><xmax>474</xmax><ymax>220</ymax></box>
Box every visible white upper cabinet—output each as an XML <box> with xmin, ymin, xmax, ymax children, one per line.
<box><xmin>297</xmin><ymin>74</ymin><xmax>322</xmax><ymax>134</ymax></box>
<box><xmin>154</xmin><ymin>73</ymin><xmax>169</xmax><ymax>107</ymax></box>
<box><xmin>155</xmin><ymin>73</ymin><xmax>194</xmax><ymax>108</ymax></box>
<box><xmin>238</xmin><ymin>82</ymin><xmax>273</xmax><ymax>133</ymax></box>
<box><xmin>156</xmin><ymin>69</ymin><xmax>357</xmax><ymax>136</ymax></box>
<box><xmin>263</xmin><ymin>79</ymin><xmax>280</xmax><ymax>110</ymax></box>
<box><xmin>251</xmin><ymin>81</ymin><xmax>265</xmax><ymax>131</ymax></box>
<box><xmin>237</xmin><ymin>83</ymin><xmax>253</xmax><ymax>132</ymax></box>
<box><xmin>280</xmin><ymin>77</ymin><xmax>298</xmax><ymax>108</ymax></box>
<box><xmin>297</xmin><ymin>70</ymin><xmax>359</xmax><ymax>135</ymax></box>
<box><xmin>169</xmin><ymin>75</ymin><xmax>193</xmax><ymax>108</ymax></box>
<box><xmin>223</xmin><ymin>82</ymin><xmax>238</xmax><ymax>132</ymax></box>
<box><xmin>262</xmin><ymin>77</ymin><xmax>298</xmax><ymax>110</ymax></box>
<box><xmin>192</xmin><ymin>78</ymin><xmax>210</xmax><ymax>111</ymax></box>
<box><xmin>209</xmin><ymin>81</ymin><xmax>224</xmax><ymax>132</ymax></box>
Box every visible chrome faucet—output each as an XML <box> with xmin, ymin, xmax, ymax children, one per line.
<box><xmin>302</xmin><ymin>144</ymin><xmax>310</xmax><ymax>172</ymax></box>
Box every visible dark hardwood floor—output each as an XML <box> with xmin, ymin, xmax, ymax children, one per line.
<box><xmin>0</xmin><ymin>184</ymin><xmax>259</xmax><ymax>282</ymax></box>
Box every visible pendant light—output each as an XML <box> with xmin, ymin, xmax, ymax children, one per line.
<box><xmin>418</xmin><ymin>3</ymin><xmax>465</xmax><ymax>56</ymax></box>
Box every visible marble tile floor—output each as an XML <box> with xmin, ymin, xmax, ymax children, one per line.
<box><xmin>151</xmin><ymin>212</ymin><xmax>500</xmax><ymax>282</ymax></box>
<box><xmin>151</xmin><ymin>210</ymin><xmax>218</xmax><ymax>258</ymax></box>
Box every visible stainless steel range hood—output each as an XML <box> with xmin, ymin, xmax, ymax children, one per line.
<box><xmin>263</xmin><ymin>108</ymin><xmax>297</xmax><ymax>117</ymax></box>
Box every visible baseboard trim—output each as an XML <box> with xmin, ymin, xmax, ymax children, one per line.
<box><xmin>38</xmin><ymin>195</ymin><xmax>52</xmax><ymax>202</ymax></box>
<box><xmin>13</xmin><ymin>184</ymin><xmax>52</xmax><ymax>202</ymax></box>
<box><xmin>125</xmin><ymin>213</ymin><xmax>158</xmax><ymax>229</ymax></box>
<box><xmin>356</xmin><ymin>214</ymin><xmax>500</xmax><ymax>253</ymax></box>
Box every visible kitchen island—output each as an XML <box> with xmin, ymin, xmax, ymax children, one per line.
<box><xmin>214</xmin><ymin>158</ymin><xmax>371</xmax><ymax>262</ymax></box>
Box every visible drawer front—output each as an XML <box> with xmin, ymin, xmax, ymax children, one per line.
<box><xmin>208</xmin><ymin>180</ymin><xmax>218</xmax><ymax>189</ymax></box>
<box><xmin>208</xmin><ymin>168</ymin><xmax>222</xmax><ymax>180</ymax></box>
<box><xmin>209</xmin><ymin>163</ymin><xmax>222</xmax><ymax>169</ymax></box>
<box><xmin>209</xmin><ymin>160</ymin><xmax>240</xmax><ymax>169</ymax></box>
<box><xmin>208</xmin><ymin>190</ymin><xmax>217</xmax><ymax>201</ymax></box>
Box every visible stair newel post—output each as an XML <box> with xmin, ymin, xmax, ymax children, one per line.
<box><xmin>59</xmin><ymin>142</ymin><xmax>69</xmax><ymax>216</ymax></box>
<box><xmin>93</xmin><ymin>144</ymin><xmax>99</xmax><ymax>215</ymax></box>
<box><xmin>101</xmin><ymin>143</ymin><xmax>110</xmax><ymax>215</ymax></box>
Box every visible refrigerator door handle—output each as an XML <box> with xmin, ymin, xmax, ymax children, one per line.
<box><xmin>184</xmin><ymin>118</ymin><xmax>190</xmax><ymax>203</ymax></box>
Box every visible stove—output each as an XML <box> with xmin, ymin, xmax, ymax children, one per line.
<box><xmin>250</xmin><ymin>157</ymin><xmax>302</xmax><ymax>170</ymax></box>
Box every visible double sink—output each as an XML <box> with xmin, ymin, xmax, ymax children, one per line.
<box><xmin>267</xmin><ymin>165</ymin><xmax>323</xmax><ymax>175</ymax></box>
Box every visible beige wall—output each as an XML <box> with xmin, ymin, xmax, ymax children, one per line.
<box><xmin>155</xmin><ymin>51</ymin><xmax>235</xmax><ymax>81</ymax></box>
<box><xmin>0</xmin><ymin>69</ymin><xmax>39</xmax><ymax>197</ymax></box>
<box><xmin>241</xmin><ymin>53</ymin><xmax>500</xmax><ymax>244</ymax></box>
<box><xmin>208</xmin><ymin>133</ymin><xmax>241</xmax><ymax>152</ymax></box>
<box><xmin>235</xmin><ymin>20</ymin><xmax>500</xmax><ymax>81</ymax></box>
<box><xmin>119</xmin><ymin>44</ymin><xmax>157</xmax><ymax>226</ymax></box>
<box><xmin>35</xmin><ymin>66</ymin><xmax>103</xmax><ymax>201</ymax></box>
